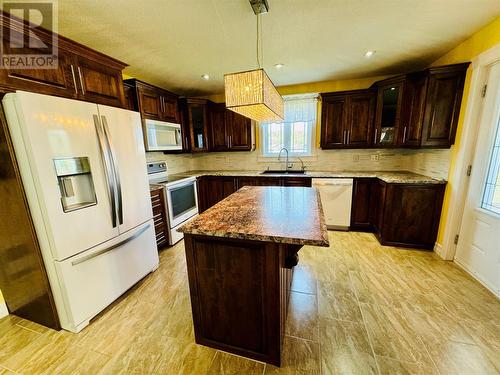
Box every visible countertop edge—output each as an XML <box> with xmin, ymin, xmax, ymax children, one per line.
<box><xmin>165</xmin><ymin>170</ymin><xmax>447</xmax><ymax>185</ymax></box>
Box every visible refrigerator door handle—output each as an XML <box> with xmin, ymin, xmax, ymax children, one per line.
<box><xmin>71</xmin><ymin>224</ymin><xmax>151</xmax><ymax>266</ymax></box>
<box><xmin>93</xmin><ymin>115</ymin><xmax>118</xmax><ymax>228</ymax></box>
<box><xmin>101</xmin><ymin>115</ymin><xmax>124</xmax><ymax>225</ymax></box>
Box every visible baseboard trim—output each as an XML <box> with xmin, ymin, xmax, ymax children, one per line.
<box><xmin>433</xmin><ymin>242</ymin><xmax>444</xmax><ymax>259</ymax></box>
<box><xmin>454</xmin><ymin>258</ymin><xmax>500</xmax><ymax>300</ymax></box>
<box><xmin>0</xmin><ymin>301</ymin><xmax>8</xmax><ymax>319</ymax></box>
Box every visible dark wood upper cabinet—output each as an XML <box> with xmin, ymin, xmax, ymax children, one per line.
<box><xmin>320</xmin><ymin>89</ymin><xmax>375</xmax><ymax>149</ymax></box>
<box><xmin>208</xmin><ymin>102</ymin><xmax>253</xmax><ymax>152</ymax></box>
<box><xmin>209</xmin><ymin>103</ymin><xmax>229</xmax><ymax>151</ymax></box>
<box><xmin>73</xmin><ymin>55</ymin><xmax>125</xmax><ymax>107</ymax></box>
<box><xmin>399</xmin><ymin>72</ymin><xmax>428</xmax><ymax>147</ymax></box>
<box><xmin>320</xmin><ymin>94</ymin><xmax>347</xmax><ymax>148</ymax></box>
<box><xmin>225</xmin><ymin>109</ymin><xmax>252</xmax><ymax>151</ymax></box>
<box><xmin>373</xmin><ymin>76</ymin><xmax>405</xmax><ymax>147</ymax></box>
<box><xmin>137</xmin><ymin>86</ymin><xmax>162</xmax><ymax>120</ymax></box>
<box><xmin>181</xmin><ymin>98</ymin><xmax>209</xmax><ymax>152</ymax></box>
<box><xmin>0</xmin><ymin>44</ymin><xmax>77</xmax><ymax>98</ymax></box>
<box><xmin>123</xmin><ymin>82</ymin><xmax>136</xmax><ymax>111</ymax></box>
<box><xmin>0</xmin><ymin>13</ymin><xmax>127</xmax><ymax>107</ymax></box>
<box><xmin>124</xmin><ymin>79</ymin><xmax>180</xmax><ymax>123</ymax></box>
<box><xmin>420</xmin><ymin>63</ymin><xmax>468</xmax><ymax>147</ymax></box>
<box><xmin>346</xmin><ymin>91</ymin><xmax>376</xmax><ymax>147</ymax></box>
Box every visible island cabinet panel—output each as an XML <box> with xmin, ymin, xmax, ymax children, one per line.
<box><xmin>197</xmin><ymin>176</ymin><xmax>238</xmax><ymax>213</ymax></box>
<box><xmin>380</xmin><ymin>184</ymin><xmax>445</xmax><ymax>249</ymax></box>
<box><xmin>184</xmin><ymin>234</ymin><xmax>299</xmax><ymax>366</ymax></box>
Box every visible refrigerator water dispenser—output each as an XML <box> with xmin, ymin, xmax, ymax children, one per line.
<box><xmin>53</xmin><ymin>157</ymin><xmax>97</xmax><ymax>212</ymax></box>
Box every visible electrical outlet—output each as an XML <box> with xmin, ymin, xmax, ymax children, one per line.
<box><xmin>352</xmin><ymin>154</ymin><xmax>360</xmax><ymax>162</ymax></box>
<box><xmin>371</xmin><ymin>154</ymin><xmax>380</xmax><ymax>161</ymax></box>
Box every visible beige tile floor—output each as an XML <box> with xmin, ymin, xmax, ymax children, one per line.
<box><xmin>0</xmin><ymin>231</ymin><xmax>499</xmax><ymax>374</ymax></box>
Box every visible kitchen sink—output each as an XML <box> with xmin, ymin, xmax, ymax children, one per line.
<box><xmin>260</xmin><ymin>170</ymin><xmax>307</xmax><ymax>175</ymax></box>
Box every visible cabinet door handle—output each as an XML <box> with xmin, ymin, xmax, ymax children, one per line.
<box><xmin>374</xmin><ymin>128</ymin><xmax>378</xmax><ymax>144</ymax></box>
<box><xmin>77</xmin><ymin>67</ymin><xmax>85</xmax><ymax>95</ymax></box>
<box><xmin>70</xmin><ymin>65</ymin><xmax>78</xmax><ymax>94</ymax></box>
<box><xmin>343</xmin><ymin>130</ymin><xmax>346</xmax><ymax>144</ymax></box>
<box><xmin>347</xmin><ymin>130</ymin><xmax>350</xmax><ymax>144</ymax></box>
<box><xmin>185</xmin><ymin>136</ymin><xmax>189</xmax><ymax>149</ymax></box>
<box><xmin>403</xmin><ymin>126</ymin><xmax>407</xmax><ymax>143</ymax></box>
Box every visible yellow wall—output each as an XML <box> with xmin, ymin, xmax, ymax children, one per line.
<box><xmin>433</xmin><ymin>16</ymin><xmax>500</xmax><ymax>243</ymax></box>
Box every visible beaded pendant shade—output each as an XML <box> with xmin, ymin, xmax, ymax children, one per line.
<box><xmin>224</xmin><ymin>68</ymin><xmax>284</xmax><ymax>122</ymax></box>
<box><xmin>224</xmin><ymin>1</ymin><xmax>284</xmax><ymax>122</ymax></box>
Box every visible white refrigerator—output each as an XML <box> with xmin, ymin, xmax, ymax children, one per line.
<box><xmin>3</xmin><ymin>91</ymin><xmax>159</xmax><ymax>333</ymax></box>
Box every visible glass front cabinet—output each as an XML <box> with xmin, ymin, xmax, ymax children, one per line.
<box><xmin>373</xmin><ymin>76</ymin><xmax>405</xmax><ymax>147</ymax></box>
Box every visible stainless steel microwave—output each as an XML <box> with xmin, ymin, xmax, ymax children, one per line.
<box><xmin>143</xmin><ymin>119</ymin><xmax>182</xmax><ymax>151</ymax></box>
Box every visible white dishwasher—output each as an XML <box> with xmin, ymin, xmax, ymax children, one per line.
<box><xmin>312</xmin><ymin>178</ymin><xmax>353</xmax><ymax>230</ymax></box>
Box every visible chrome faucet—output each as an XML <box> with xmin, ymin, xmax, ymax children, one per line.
<box><xmin>297</xmin><ymin>157</ymin><xmax>306</xmax><ymax>172</ymax></box>
<box><xmin>278</xmin><ymin>147</ymin><xmax>290</xmax><ymax>171</ymax></box>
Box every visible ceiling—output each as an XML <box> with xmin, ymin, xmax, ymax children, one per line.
<box><xmin>54</xmin><ymin>0</ymin><xmax>500</xmax><ymax>96</ymax></box>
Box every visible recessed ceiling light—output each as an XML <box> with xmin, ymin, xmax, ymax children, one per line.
<box><xmin>364</xmin><ymin>50</ymin><xmax>376</xmax><ymax>58</ymax></box>
<box><xmin>201</xmin><ymin>74</ymin><xmax>210</xmax><ymax>80</ymax></box>
<box><xmin>274</xmin><ymin>63</ymin><xmax>284</xmax><ymax>69</ymax></box>
<box><xmin>390</xmin><ymin>87</ymin><xmax>396</xmax><ymax>91</ymax></box>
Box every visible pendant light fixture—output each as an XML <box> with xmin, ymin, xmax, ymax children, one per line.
<box><xmin>224</xmin><ymin>0</ymin><xmax>284</xmax><ymax>122</ymax></box>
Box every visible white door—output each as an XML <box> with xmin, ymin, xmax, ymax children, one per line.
<box><xmin>3</xmin><ymin>91</ymin><xmax>119</xmax><ymax>261</ymax></box>
<box><xmin>96</xmin><ymin>104</ymin><xmax>152</xmax><ymax>233</ymax></box>
<box><xmin>455</xmin><ymin>61</ymin><xmax>500</xmax><ymax>297</ymax></box>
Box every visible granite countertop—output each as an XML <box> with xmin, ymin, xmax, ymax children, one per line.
<box><xmin>166</xmin><ymin>170</ymin><xmax>446</xmax><ymax>184</ymax></box>
<box><xmin>178</xmin><ymin>186</ymin><xmax>330</xmax><ymax>247</ymax></box>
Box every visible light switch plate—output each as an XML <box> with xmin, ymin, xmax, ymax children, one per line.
<box><xmin>371</xmin><ymin>154</ymin><xmax>380</xmax><ymax>161</ymax></box>
<box><xmin>353</xmin><ymin>154</ymin><xmax>360</xmax><ymax>162</ymax></box>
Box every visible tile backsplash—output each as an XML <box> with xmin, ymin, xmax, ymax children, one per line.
<box><xmin>147</xmin><ymin>147</ymin><xmax>451</xmax><ymax>180</ymax></box>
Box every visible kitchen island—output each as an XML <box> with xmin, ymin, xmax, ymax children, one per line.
<box><xmin>178</xmin><ymin>186</ymin><xmax>329</xmax><ymax>366</ymax></box>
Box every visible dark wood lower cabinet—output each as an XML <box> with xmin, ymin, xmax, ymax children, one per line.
<box><xmin>197</xmin><ymin>176</ymin><xmax>238</xmax><ymax>213</ymax></box>
<box><xmin>350</xmin><ymin>178</ymin><xmax>445</xmax><ymax>249</ymax></box>
<box><xmin>350</xmin><ymin>178</ymin><xmax>376</xmax><ymax>230</ymax></box>
<box><xmin>380</xmin><ymin>184</ymin><xmax>445</xmax><ymax>249</ymax></box>
<box><xmin>150</xmin><ymin>186</ymin><xmax>168</xmax><ymax>248</ymax></box>
<box><xmin>184</xmin><ymin>234</ymin><xmax>299</xmax><ymax>366</ymax></box>
<box><xmin>197</xmin><ymin>176</ymin><xmax>313</xmax><ymax>213</ymax></box>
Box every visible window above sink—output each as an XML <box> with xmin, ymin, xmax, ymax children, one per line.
<box><xmin>260</xmin><ymin>94</ymin><xmax>318</xmax><ymax>157</ymax></box>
